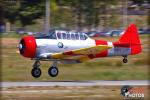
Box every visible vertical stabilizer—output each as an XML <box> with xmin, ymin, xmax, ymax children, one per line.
<box><xmin>119</xmin><ymin>24</ymin><xmax>142</xmax><ymax>55</ymax></box>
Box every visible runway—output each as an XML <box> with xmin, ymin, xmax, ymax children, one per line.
<box><xmin>1</xmin><ymin>80</ymin><xmax>149</xmax><ymax>87</ymax></box>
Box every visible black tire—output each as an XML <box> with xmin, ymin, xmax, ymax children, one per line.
<box><xmin>31</xmin><ymin>68</ymin><xmax>41</xmax><ymax>78</ymax></box>
<box><xmin>48</xmin><ymin>67</ymin><xmax>59</xmax><ymax>77</ymax></box>
<box><xmin>123</xmin><ymin>58</ymin><xmax>128</xmax><ymax>63</ymax></box>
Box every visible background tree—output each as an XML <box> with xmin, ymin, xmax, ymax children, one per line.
<box><xmin>0</xmin><ymin>0</ymin><xmax>20</xmax><ymax>25</ymax></box>
<box><xmin>0</xmin><ymin>0</ymin><xmax>149</xmax><ymax>31</ymax></box>
<box><xmin>18</xmin><ymin>0</ymin><xmax>45</xmax><ymax>26</ymax></box>
<box><xmin>130</xmin><ymin>0</ymin><xmax>150</xmax><ymax>28</ymax></box>
<box><xmin>59</xmin><ymin>0</ymin><xmax>118</xmax><ymax>31</ymax></box>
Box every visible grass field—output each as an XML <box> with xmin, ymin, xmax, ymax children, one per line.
<box><xmin>1</xmin><ymin>34</ymin><xmax>149</xmax><ymax>81</ymax></box>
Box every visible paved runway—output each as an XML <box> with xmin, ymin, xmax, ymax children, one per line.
<box><xmin>1</xmin><ymin>80</ymin><xmax>149</xmax><ymax>87</ymax></box>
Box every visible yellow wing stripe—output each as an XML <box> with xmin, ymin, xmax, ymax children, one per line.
<box><xmin>52</xmin><ymin>45</ymin><xmax>112</xmax><ymax>59</ymax></box>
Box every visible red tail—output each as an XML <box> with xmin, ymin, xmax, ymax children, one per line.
<box><xmin>118</xmin><ymin>24</ymin><xmax>142</xmax><ymax>55</ymax></box>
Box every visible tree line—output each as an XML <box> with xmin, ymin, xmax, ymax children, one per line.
<box><xmin>0</xmin><ymin>0</ymin><xmax>149</xmax><ymax>31</ymax></box>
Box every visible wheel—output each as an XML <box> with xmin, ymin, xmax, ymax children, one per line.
<box><xmin>31</xmin><ymin>68</ymin><xmax>41</xmax><ymax>78</ymax></box>
<box><xmin>48</xmin><ymin>67</ymin><xmax>59</xmax><ymax>77</ymax></box>
<box><xmin>123</xmin><ymin>58</ymin><xmax>128</xmax><ymax>63</ymax></box>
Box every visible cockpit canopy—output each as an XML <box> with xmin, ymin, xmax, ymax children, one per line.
<box><xmin>37</xmin><ymin>30</ymin><xmax>89</xmax><ymax>40</ymax></box>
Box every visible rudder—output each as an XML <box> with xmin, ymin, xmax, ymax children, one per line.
<box><xmin>119</xmin><ymin>24</ymin><xmax>142</xmax><ymax>55</ymax></box>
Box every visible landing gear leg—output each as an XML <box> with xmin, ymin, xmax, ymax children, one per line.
<box><xmin>48</xmin><ymin>62</ymin><xmax>59</xmax><ymax>77</ymax></box>
<box><xmin>31</xmin><ymin>60</ymin><xmax>41</xmax><ymax>78</ymax></box>
<box><xmin>123</xmin><ymin>56</ymin><xmax>128</xmax><ymax>63</ymax></box>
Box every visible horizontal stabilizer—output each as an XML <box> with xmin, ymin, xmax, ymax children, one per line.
<box><xmin>113</xmin><ymin>42</ymin><xmax>130</xmax><ymax>47</ymax></box>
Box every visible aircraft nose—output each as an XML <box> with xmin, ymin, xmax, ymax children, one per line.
<box><xmin>19</xmin><ymin>36</ymin><xmax>36</xmax><ymax>58</ymax></box>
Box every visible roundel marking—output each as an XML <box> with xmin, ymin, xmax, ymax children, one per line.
<box><xmin>58</xmin><ymin>42</ymin><xmax>64</xmax><ymax>48</ymax></box>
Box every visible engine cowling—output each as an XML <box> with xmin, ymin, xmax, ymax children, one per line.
<box><xmin>19</xmin><ymin>36</ymin><xmax>36</xmax><ymax>58</ymax></box>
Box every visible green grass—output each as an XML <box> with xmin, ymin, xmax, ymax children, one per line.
<box><xmin>1</xmin><ymin>34</ymin><xmax>149</xmax><ymax>81</ymax></box>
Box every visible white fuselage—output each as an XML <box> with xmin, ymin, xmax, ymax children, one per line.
<box><xmin>36</xmin><ymin>38</ymin><xmax>96</xmax><ymax>57</ymax></box>
<box><xmin>33</xmin><ymin>30</ymin><xmax>131</xmax><ymax>58</ymax></box>
<box><xmin>35</xmin><ymin>38</ymin><xmax>131</xmax><ymax>58</ymax></box>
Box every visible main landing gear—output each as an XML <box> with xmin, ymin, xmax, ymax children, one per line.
<box><xmin>31</xmin><ymin>60</ymin><xmax>41</xmax><ymax>78</ymax></box>
<box><xmin>31</xmin><ymin>61</ymin><xmax>59</xmax><ymax>78</ymax></box>
<box><xmin>123</xmin><ymin>56</ymin><xmax>128</xmax><ymax>63</ymax></box>
<box><xmin>48</xmin><ymin>62</ymin><xmax>59</xmax><ymax>77</ymax></box>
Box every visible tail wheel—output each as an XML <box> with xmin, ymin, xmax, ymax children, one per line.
<box><xmin>123</xmin><ymin>58</ymin><xmax>128</xmax><ymax>63</ymax></box>
<box><xmin>31</xmin><ymin>68</ymin><xmax>41</xmax><ymax>78</ymax></box>
<box><xmin>48</xmin><ymin>67</ymin><xmax>59</xmax><ymax>77</ymax></box>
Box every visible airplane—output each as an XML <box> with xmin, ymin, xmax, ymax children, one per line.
<box><xmin>18</xmin><ymin>24</ymin><xmax>142</xmax><ymax>78</ymax></box>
